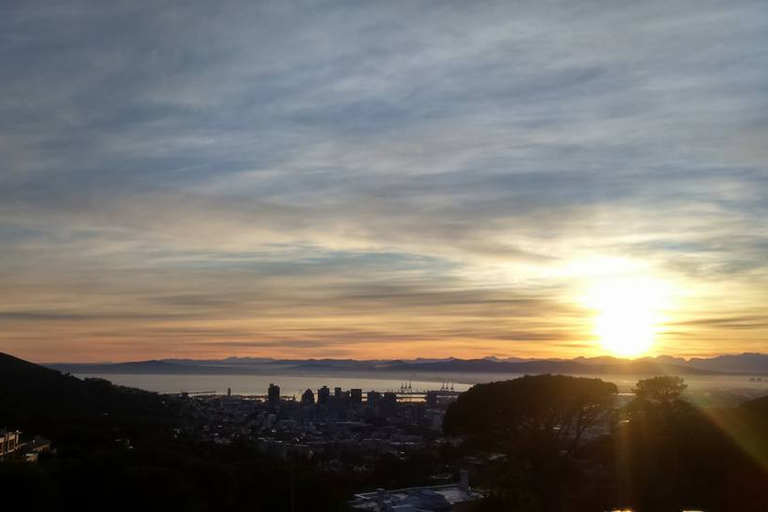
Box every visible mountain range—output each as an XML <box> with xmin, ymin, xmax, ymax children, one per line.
<box><xmin>46</xmin><ymin>353</ymin><xmax>768</xmax><ymax>377</ymax></box>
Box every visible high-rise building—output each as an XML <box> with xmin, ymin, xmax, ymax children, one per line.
<box><xmin>334</xmin><ymin>387</ymin><xmax>342</xmax><ymax>397</ymax></box>
<box><xmin>380</xmin><ymin>392</ymin><xmax>399</xmax><ymax>416</ymax></box>
<box><xmin>301</xmin><ymin>388</ymin><xmax>315</xmax><ymax>405</ymax></box>
<box><xmin>268</xmin><ymin>383</ymin><xmax>280</xmax><ymax>404</ymax></box>
<box><xmin>383</xmin><ymin>391</ymin><xmax>398</xmax><ymax>403</ymax></box>
<box><xmin>317</xmin><ymin>385</ymin><xmax>330</xmax><ymax>404</ymax></box>
<box><xmin>350</xmin><ymin>388</ymin><xmax>363</xmax><ymax>404</ymax></box>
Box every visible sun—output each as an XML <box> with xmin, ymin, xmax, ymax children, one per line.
<box><xmin>583</xmin><ymin>277</ymin><xmax>669</xmax><ymax>357</ymax></box>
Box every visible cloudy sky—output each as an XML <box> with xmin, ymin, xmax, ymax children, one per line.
<box><xmin>1</xmin><ymin>0</ymin><xmax>767</xmax><ymax>362</ymax></box>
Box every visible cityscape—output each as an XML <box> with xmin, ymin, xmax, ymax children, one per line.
<box><xmin>183</xmin><ymin>383</ymin><xmax>479</xmax><ymax>510</ymax></box>
<box><xmin>183</xmin><ymin>382</ymin><xmax>463</xmax><ymax>461</ymax></box>
<box><xmin>4</xmin><ymin>355</ymin><xmax>766</xmax><ymax>510</ymax></box>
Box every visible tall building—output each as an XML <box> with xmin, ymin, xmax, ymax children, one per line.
<box><xmin>268</xmin><ymin>383</ymin><xmax>281</xmax><ymax>404</ymax></box>
<box><xmin>334</xmin><ymin>387</ymin><xmax>342</xmax><ymax>397</ymax></box>
<box><xmin>383</xmin><ymin>392</ymin><xmax>398</xmax><ymax>403</ymax></box>
<box><xmin>380</xmin><ymin>392</ymin><xmax>399</xmax><ymax>416</ymax></box>
<box><xmin>317</xmin><ymin>385</ymin><xmax>330</xmax><ymax>405</ymax></box>
<box><xmin>301</xmin><ymin>388</ymin><xmax>315</xmax><ymax>405</ymax></box>
<box><xmin>350</xmin><ymin>388</ymin><xmax>363</xmax><ymax>404</ymax></box>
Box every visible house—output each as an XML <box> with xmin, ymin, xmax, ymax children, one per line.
<box><xmin>22</xmin><ymin>436</ymin><xmax>52</xmax><ymax>462</ymax></box>
<box><xmin>0</xmin><ymin>429</ymin><xmax>22</xmax><ymax>461</ymax></box>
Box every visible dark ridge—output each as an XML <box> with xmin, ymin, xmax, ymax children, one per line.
<box><xmin>0</xmin><ymin>351</ymin><xmax>180</xmax><ymax>449</ymax></box>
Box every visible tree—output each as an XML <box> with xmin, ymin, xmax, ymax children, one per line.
<box><xmin>624</xmin><ymin>375</ymin><xmax>691</xmax><ymax>432</ymax></box>
<box><xmin>632</xmin><ymin>376</ymin><xmax>687</xmax><ymax>404</ymax></box>
<box><xmin>612</xmin><ymin>376</ymin><xmax>768</xmax><ymax>511</ymax></box>
<box><xmin>444</xmin><ymin>374</ymin><xmax>617</xmax><ymax>456</ymax></box>
<box><xmin>443</xmin><ymin>375</ymin><xmax>618</xmax><ymax>512</ymax></box>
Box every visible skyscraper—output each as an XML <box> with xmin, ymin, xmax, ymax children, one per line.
<box><xmin>317</xmin><ymin>386</ymin><xmax>330</xmax><ymax>405</ymax></box>
<box><xmin>268</xmin><ymin>383</ymin><xmax>280</xmax><ymax>404</ymax></box>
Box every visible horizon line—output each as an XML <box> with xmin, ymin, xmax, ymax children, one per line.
<box><xmin>35</xmin><ymin>351</ymin><xmax>767</xmax><ymax>366</ymax></box>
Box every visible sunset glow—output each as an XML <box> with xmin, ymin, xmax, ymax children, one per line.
<box><xmin>584</xmin><ymin>277</ymin><xmax>671</xmax><ymax>357</ymax></box>
<box><xmin>2</xmin><ymin>4</ymin><xmax>766</xmax><ymax>511</ymax></box>
<box><xmin>1</xmin><ymin>2</ymin><xmax>767</xmax><ymax>363</ymax></box>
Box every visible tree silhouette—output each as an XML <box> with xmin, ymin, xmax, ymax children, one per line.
<box><xmin>443</xmin><ymin>375</ymin><xmax>617</xmax><ymax>511</ymax></box>
<box><xmin>633</xmin><ymin>375</ymin><xmax>687</xmax><ymax>403</ymax></box>
<box><xmin>444</xmin><ymin>374</ymin><xmax>617</xmax><ymax>454</ymax></box>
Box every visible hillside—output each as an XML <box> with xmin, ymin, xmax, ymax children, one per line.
<box><xmin>0</xmin><ymin>352</ymin><xmax>343</xmax><ymax>511</ymax></box>
<box><xmin>0</xmin><ymin>352</ymin><xmax>181</xmax><ymax>449</ymax></box>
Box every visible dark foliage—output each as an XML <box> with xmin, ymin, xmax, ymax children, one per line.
<box><xmin>444</xmin><ymin>375</ymin><xmax>617</xmax><ymax>511</ymax></box>
<box><xmin>444</xmin><ymin>374</ymin><xmax>617</xmax><ymax>453</ymax></box>
<box><xmin>4</xmin><ymin>353</ymin><xmax>768</xmax><ymax>512</ymax></box>
<box><xmin>615</xmin><ymin>377</ymin><xmax>768</xmax><ymax>511</ymax></box>
<box><xmin>0</xmin><ymin>352</ymin><xmax>183</xmax><ymax>444</ymax></box>
<box><xmin>0</xmin><ymin>352</ymin><xmax>346</xmax><ymax>511</ymax></box>
<box><xmin>444</xmin><ymin>373</ymin><xmax>768</xmax><ymax>512</ymax></box>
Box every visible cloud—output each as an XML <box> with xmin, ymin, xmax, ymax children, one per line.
<box><xmin>0</xmin><ymin>0</ymin><xmax>766</xmax><ymax>360</ymax></box>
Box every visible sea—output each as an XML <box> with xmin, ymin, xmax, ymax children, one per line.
<box><xmin>75</xmin><ymin>372</ymin><xmax>472</xmax><ymax>398</ymax></box>
<box><xmin>74</xmin><ymin>371</ymin><xmax>768</xmax><ymax>406</ymax></box>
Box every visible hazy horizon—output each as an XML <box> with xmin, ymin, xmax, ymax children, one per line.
<box><xmin>34</xmin><ymin>350</ymin><xmax>768</xmax><ymax>366</ymax></box>
<box><xmin>2</xmin><ymin>1</ymin><xmax>767</xmax><ymax>362</ymax></box>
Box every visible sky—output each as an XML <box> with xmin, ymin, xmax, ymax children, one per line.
<box><xmin>1</xmin><ymin>0</ymin><xmax>767</xmax><ymax>362</ymax></box>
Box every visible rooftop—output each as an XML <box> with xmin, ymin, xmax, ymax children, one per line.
<box><xmin>349</xmin><ymin>483</ymin><xmax>482</xmax><ymax>511</ymax></box>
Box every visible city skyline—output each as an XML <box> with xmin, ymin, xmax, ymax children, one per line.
<box><xmin>2</xmin><ymin>1</ymin><xmax>767</xmax><ymax>362</ymax></box>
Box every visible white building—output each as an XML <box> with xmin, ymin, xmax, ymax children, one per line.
<box><xmin>0</xmin><ymin>429</ymin><xmax>22</xmax><ymax>461</ymax></box>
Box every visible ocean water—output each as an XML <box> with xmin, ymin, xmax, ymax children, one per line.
<box><xmin>76</xmin><ymin>372</ymin><xmax>473</xmax><ymax>398</ymax></box>
<box><xmin>75</xmin><ymin>371</ymin><xmax>768</xmax><ymax>405</ymax></box>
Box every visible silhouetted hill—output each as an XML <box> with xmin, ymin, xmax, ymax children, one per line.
<box><xmin>0</xmin><ymin>353</ymin><xmax>343</xmax><ymax>511</ymax></box>
<box><xmin>740</xmin><ymin>394</ymin><xmax>768</xmax><ymax>418</ymax></box>
<box><xmin>0</xmin><ymin>352</ymin><xmax>180</xmax><ymax>448</ymax></box>
<box><xmin>0</xmin><ymin>351</ymin><xmax>63</xmax><ymax>382</ymax></box>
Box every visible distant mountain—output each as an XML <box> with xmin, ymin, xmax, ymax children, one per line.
<box><xmin>379</xmin><ymin>358</ymin><xmax>716</xmax><ymax>376</ymax></box>
<box><xmin>294</xmin><ymin>358</ymin><xmax>380</xmax><ymax>370</ymax></box>
<box><xmin>45</xmin><ymin>353</ymin><xmax>768</xmax><ymax>376</ymax></box>
<box><xmin>648</xmin><ymin>355</ymin><xmax>690</xmax><ymax>366</ymax></box>
<box><xmin>50</xmin><ymin>360</ymin><xmax>260</xmax><ymax>375</ymax></box>
<box><xmin>686</xmin><ymin>353</ymin><xmax>768</xmax><ymax>375</ymax></box>
<box><xmin>403</xmin><ymin>357</ymin><xmax>461</xmax><ymax>364</ymax></box>
<box><xmin>481</xmin><ymin>356</ymin><xmax>538</xmax><ymax>363</ymax></box>
<box><xmin>163</xmin><ymin>357</ymin><xmax>276</xmax><ymax>366</ymax></box>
